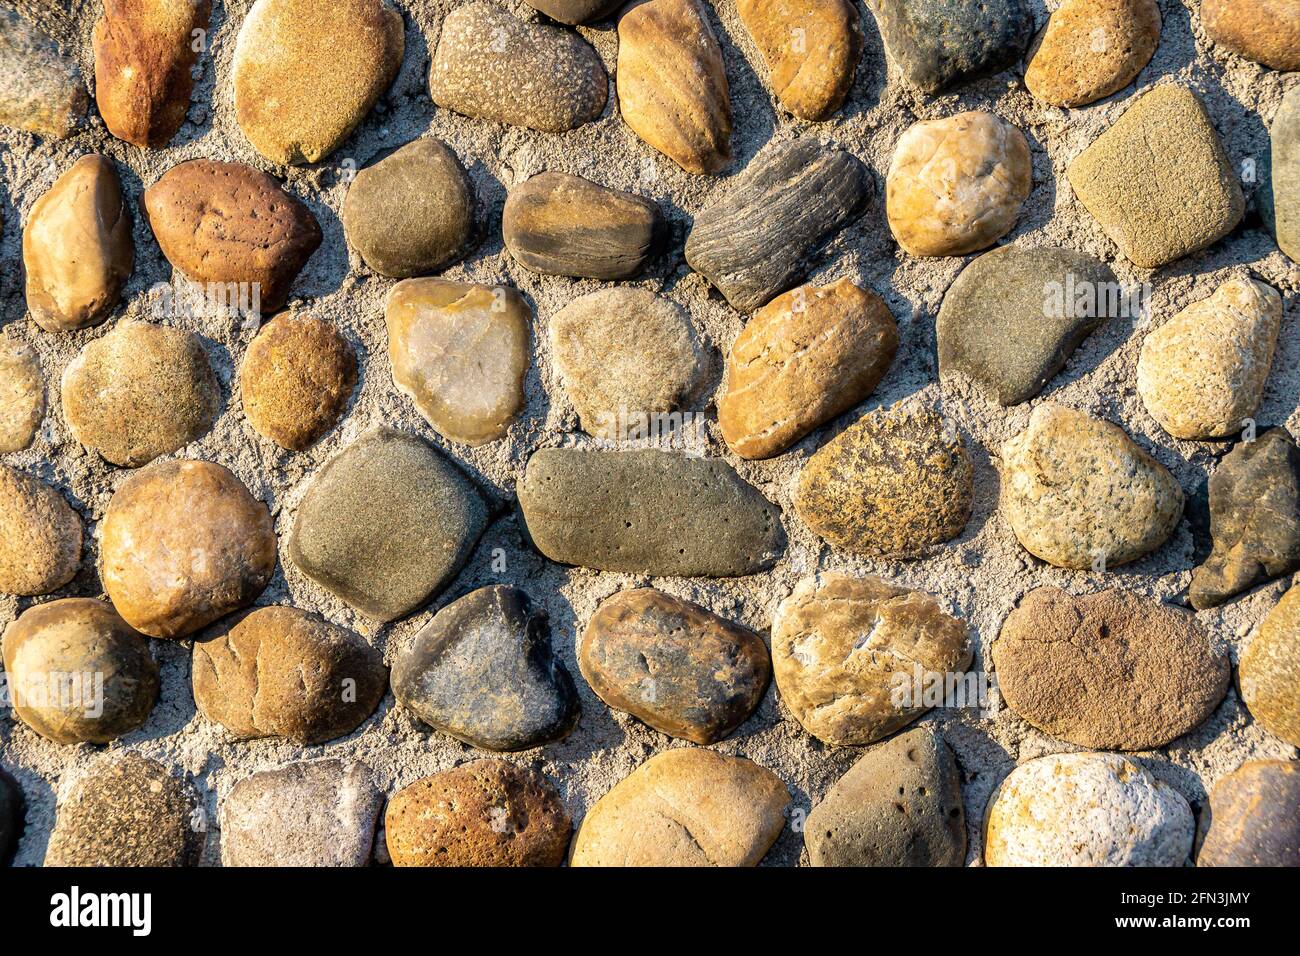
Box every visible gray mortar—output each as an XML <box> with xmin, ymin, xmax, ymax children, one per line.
<box><xmin>0</xmin><ymin>0</ymin><xmax>1296</xmax><ymax>867</ymax></box>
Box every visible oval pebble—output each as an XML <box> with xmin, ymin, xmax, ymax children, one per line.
<box><xmin>0</xmin><ymin>464</ymin><xmax>82</xmax><ymax>597</ymax></box>
<box><xmin>1199</xmin><ymin>760</ymin><xmax>1300</xmax><ymax>867</ymax></box>
<box><xmin>0</xmin><ymin>335</ymin><xmax>45</xmax><ymax>453</ymax></box>
<box><xmin>1240</xmin><ymin>584</ymin><xmax>1300</xmax><ymax>748</ymax></box>
<box><xmin>1024</xmin><ymin>0</ymin><xmax>1161</xmax><ymax>108</ymax></box>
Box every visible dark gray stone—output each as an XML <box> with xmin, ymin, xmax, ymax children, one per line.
<box><xmin>866</xmin><ymin>0</ymin><xmax>1033</xmax><ymax>95</ymax></box>
<box><xmin>0</xmin><ymin>766</ymin><xmax>22</xmax><ymax>864</ymax></box>
<box><xmin>288</xmin><ymin>428</ymin><xmax>489</xmax><ymax>623</ymax></box>
<box><xmin>392</xmin><ymin>586</ymin><xmax>579</xmax><ymax>751</ymax></box>
<box><xmin>805</xmin><ymin>727</ymin><xmax>966</xmax><ymax>866</ymax></box>
<box><xmin>517</xmin><ymin>448</ymin><xmax>786</xmax><ymax>576</ymax></box>
<box><xmin>522</xmin><ymin>0</ymin><xmax>623</xmax><ymax>26</ymax></box>
<box><xmin>1199</xmin><ymin>760</ymin><xmax>1300</xmax><ymax>867</ymax></box>
<box><xmin>938</xmin><ymin>245</ymin><xmax>1119</xmax><ymax>406</ymax></box>
<box><xmin>1274</xmin><ymin>87</ymin><xmax>1299</xmax><ymax>262</ymax></box>
<box><xmin>1191</xmin><ymin>428</ymin><xmax>1300</xmax><ymax>610</ymax></box>
<box><xmin>684</xmin><ymin>139</ymin><xmax>870</xmax><ymax>313</ymax></box>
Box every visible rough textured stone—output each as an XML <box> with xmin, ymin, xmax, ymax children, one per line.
<box><xmin>385</xmin><ymin>278</ymin><xmax>531</xmax><ymax>445</ymax></box>
<box><xmin>503</xmin><ymin>172</ymin><xmax>662</xmax><ymax>280</ymax></box>
<box><xmin>523</xmin><ymin>0</ymin><xmax>622</xmax><ymax>25</ymax></box>
<box><xmin>239</xmin><ymin>313</ymin><xmax>357</xmax><ymax>450</ymax></box>
<box><xmin>984</xmin><ymin>752</ymin><xmax>1194</xmax><ymax>867</ymax></box>
<box><xmin>23</xmin><ymin>155</ymin><xmax>133</xmax><ymax>332</ymax></box>
<box><xmin>737</xmin><ymin>0</ymin><xmax>863</xmax><ymax>121</ymax></box>
<box><xmin>44</xmin><ymin>752</ymin><xmax>200</xmax><ymax>867</ymax></box>
<box><xmin>1024</xmin><ymin>0</ymin><xmax>1161</xmax><ymax>108</ymax></box>
<box><xmin>0</xmin><ymin>766</ymin><xmax>20</xmax><ymax>864</ymax></box>
<box><xmin>0</xmin><ymin>335</ymin><xmax>45</xmax><ymax>453</ymax></box>
<box><xmin>517</xmin><ymin>448</ymin><xmax>785</xmax><ymax>577</ymax></box>
<box><xmin>686</xmin><ymin>139</ymin><xmax>869</xmax><ymax>312</ymax></box>
<box><xmin>193</xmin><ymin>606</ymin><xmax>386</xmax><ymax>745</ymax></box>
<box><xmin>617</xmin><ymin>0</ymin><xmax>731</xmax><ymax>174</ymax></box>
<box><xmin>1137</xmin><ymin>277</ymin><xmax>1282</xmax><ymax>440</ymax></box>
<box><xmin>772</xmin><ymin>573</ymin><xmax>970</xmax><ymax>746</ymax></box>
<box><xmin>550</xmin><ymin>288</ymin><xmax>706</xmax><ymax>440</ymax></box>
<box><xmin>2</xmin><ymin>599</ymin><xmax>158</xmax><ymax>745</ymax></box>
<box><xmin>720</xmin><ymin>278</ymin><xmax>898</xmax><ymax>459</ymax></box>
<box><xmin>1199</xmin><ymin>760</ymin><xmax>1300</xmax><ymax>867</ymax></box>
<box><xmin>143</xmin><ymin>159</ymin><xmax>323</xmax><ymax>312</ymax></box>
<box><xmin>392</xmin><ymin>586</ymin><xmax>579</xmax><ymax>752</ymax></box>
<box><xmin>342</xmin><ymin>137</ymin><xmax>476</xmax><ymax>279</ymax></box>
<box><xmin>993</xmin><ymin>588</ymin><xmax>1229</xmax><ymax>750</ymax></box>
<box><xmin>1190</xmin><ymin>428</ymin><xmax>1300</xmax><ymax>610</ymax></box>
<box><xmin>579</xmin><ymin>588</ymin><xmax>770</xmax><ymax>745</ymax></box>
<box><xmin>101</xmin><ymin>460</ymin><xmax>276</xmax><ymax>639</ymax></box>
<box><xmin>0</xmin><ymin>8</ymin><xmax>87</xmax><ymax>138</ymax></box>
<box><xmin>866</xmin><ymin>0</ymin><xmax>1033</xmax><ymax>94</ymax></box>
<box><xmin>1203</xmin><ymin>0</ymin><xmax>1300</xmax><ymax>72</ymax></box>
<box><xmin>886</xmin><ymin>111</ymin><xmax>1032</xmax><ymax>257</ymax></box>
<box><xmin>1272</xmin><ymin>87</ymin><xmax>1300</xmax><ymax>263</ymax></box>
<box><xmin>570</xmin><ymin>748</ymin><xmax>789</xmax><ymax>866</ymax></box>
<box><xmin>1067</xmin><ymin>84</ymin><xmax>1245</xmax><ymax>269</ymax></box>
<box><xmin>232</xmin><ymin>0</ymin><xmax>404</xmax><ymax>164</ymax></box>
<box><xmin>93</xmin><ymin>0</ymin><xmax>211</xmax><ymax>148</ymax></box>
<box><xmin>386</xmin><ymin>759</ymin><xmax>571</xmax><ymax>867</ymax></box>
<box><xmin>61</xmin><ymin>320</ymin><xmax>221</xmax><ymax>467</ymax></box>
<box><xmin>1240</xmin><ymin>584</ymin><xmax>1300</xmax><ymax>747</ymax></box>
<box><xmin>0</xmin><ymin>465</ymin><xmax>81</xmax><ymax>597</ymax></box>
<box><xmin>1000</xmin><ymin>403</ymin><xmax>1183</xmax><ymax>570</ymax></box>
<box><xmin>221</xmin><ymin>759</ymin><xmax>382</xmax><ymax>867</ymax></box>
<box><xmin>938</xmin><ymin>245</ymin><xmax>1118</xmax><ymax>405</ymax></box>
<box><xmin>287</xmin><ymin>428</ymin><xmax>488</xmax><ymax>622</ymax></box>
<box><xmin>805</xmin><ymin>727</ymin><xmax>965</xmax><ymax>867</ymax></box>
<box><xmin>430</xmin><ymin>2</ymin><xmax>606</xmax><ymax>133</ymax></box>
<box><xmin>795</xmin><ymin>404</ymin><xmax>972</xmax><ymax>557</ymax></box>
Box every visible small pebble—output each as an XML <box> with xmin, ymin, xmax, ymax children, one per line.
<box><xmin>0</xmin><ymin>464</ymin><xmax>82</xmax><ymax>596</ymax></box>
<box><xmin>1199</xmin><ymin>760</ymin><xmax>1300</xmax><ymax>867</ymax></box>
<box><xmin>737</xmin><ymin>0</ymin><xmax>863</xmax><ymax>121</ymax></box>
<box><xmin>0</xmin><ymin>335</ymin><xmax>45</xmax><ymax>453</ymax></box>
<box><xmin>1240</xmin><ymin>584</ymin><xmax>1300</xmax><ymax>747</ymax></box>
<box><xmin>0</xmin><ymin>8</ymin><xmax>87</xmax><ymax>138</ymax></box>
<box><xmin>1203</xmin><ymin>0</ymin><xmax>1300</xmax><ymax>72</ymax></box>
<box><xmin>1024</xmin><ymin>0</ymin><xmax>1161</xmax><ymax>108</ymax></box>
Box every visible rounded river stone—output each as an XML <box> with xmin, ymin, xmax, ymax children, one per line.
<box><xmin>993</xmin><ymin>587</ymin><xmax>1229</xmax><ymax>750</ymax></box>
<box><xmin>287</xmin><ymin>427</ymin><xmax>488</xmax><ymax>622</ymax></box>
<box><xmin>579</xmin><ymin>587</ymin><xmax>770</xmax><ymax>745</ymax></box>
<box><xmin>1199</xmin><ymin>760</ymin><xmax>1300</xmax><ymax>867</ymax></box>
<box><xmin>1203</xmin><ymin>0</ymin><xmax>1300</xmax><ymax>72</ymax></box>
<box><xmin>0</xmin><ymin>464</ymin><xmax>82</xmax><ymax>597</ymax></box>
<box><xmin>0</xmin><ymin>335</ymin><xmax>45</xmax><ymax>453</ymax></box>
<box><xmin>1240</xmin><ymin>584</ymin><xmax>1300</xmax><ymax>747</ymax></box>
<box><xmin>0</xmin><ymin>8</ymin><xmax>88</xmax><ymax>139</ymax></box>
<box><xmin>0</xmin><ymin>766</ymin><xmax>21</xmax><ymax>864</ymax></box>
<box><xmin>1023</xmin><ymin>0</ymin><xmax>1161</xmax><ymax>108</ymax></box>
<box><xmin>386</xmin><ymin>758</ymin><xmax>571</xmax><ymax>867</ymax></box>
<box><xmin>392</xmin><ymin>585</ymin><xmax>578</xmax><ymax>752</ymax></box>
<box><xmin>1274</xmin><ymin>87</ymin><xmax>1300</xmax><ymax>262</ymax></box>
<box><xmin>2</xmin><ymin>598</ymin><xmax>158</xmax><ymax>745</ymax></box>
<box><xmin>517</xmin><ymin>447</ymin><xmax>785</xmax><ymax>577</ymax></box>
<box><xmin>736</xmin><ymin>0</ymin><xmax>863</xmax><ymax>121</ymax></box>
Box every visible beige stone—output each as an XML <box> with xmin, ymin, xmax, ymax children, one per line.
<box><xmin>0</xmin><ymin>465</ymin><xmax>81</xmax><ymax>596</ymax></box>
<box><xmin>1241</xmin><ymin>584</ymin><xmax>1300</xmax><ymax>748</ymax></box>
<box><xmin>886</xmin><ymin>111</ymin><xmax>1031</xmax><ymax>257</ymax></box>
<box><xmin>1137</xmin><ymin>277</ymin><xmax>1282</xmax><ymax>440</ymax></box>
<box><xmin>616</xmin><ymin>0</ymin><xmax>732</xmax><ymax>174</ymax></box>
<box><xmin>570</xmin><ymin>748</ymin><xmax>789</xmax><ymax>866</ymax></box>
<box><xmin>23</xmin><ymin>155</ymin><xmax>133</xmax><ymax>332</ymax></box>
<box><xmin>385</xmin><ymin>279</ymin><xmax>531</xmax><ymax>446</ymax></box>
<box><xmin>0</xmin><ymin>335</ymin><xmax>44</xmax><ymax>453</ymax></box>
<box><xmin>719</xmin><ymin>278</ymin><xmax>898</xmax><ymax>460</ymax></box>
<box><xmin>0</xmin><ymin>8</ymin><xmax>88</xmax><ymax>139</ymax></box>
<box><xmin>736</xmin><ymin>0</ymin><xmax>863</xmax><ymax>121</ymax></box>
<box><xmin>1024</xmin><ymin>0</ymin><xmax>1161</xmax><ymax>108</ymax></box>
<box><xmin>1203</xmin><ymin>0</ymin><xmax>1300</xmax><ymax>72</ymax></box>
<box><xmin>771</xmin><ymin>573</ymin><xmax>970</xmax><ymax>747</ymax></box>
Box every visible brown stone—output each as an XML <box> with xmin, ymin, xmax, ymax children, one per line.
<box><xmin>385</xmin><ymin>278</ymin><xmax>531</xmax><ymax>445</ymax></box>
<box><xmin>100</xmin><ymin>460</ymin><xmax>276</xmax><ymax>639</ymax></box>
<box><xmin>570</xmin><ymin>748</ymin><xmax>789</xmax><ymax>866</ymax></box>
<box><xmin>239</xmin><ymin>313</ymin><xmax>357</xmax><ymax>450</ymax></box>
<box><xmin>93</xmin><ymin>0</ymin><xmax>211</xmax><ymax>148</ymax></box>
<box><xmin>617</xmin><ymin>0</ymin><xmax>732</xmax><ymax>174</ymax></box>
<box><xmin>143</xmin><ymin>159</ymin><xmax>322</xmax><ymax>312</ymax></box>
<box><xmin>736</xmin><ymin>0</ymin><xmax>863</xmax><ymax>121</ymax></box>
<box><xmin>23</xmin><ymin>155</ymin><xmax>134</xmax><ymax>332</ymax></box>
<box><xmin>0</xmin><ymin>8</ymin><xmax>88</xmax><ymax>139</ymax></box>
<box><xmin>1024</xmin><ymin>0</ymin><xmax>1161</xmax><ymax>108</ymax></box>
<box><xmin>578</xmin><ymin>588</ymin><xmax>771</xmax><ymax>745</ymax></box>
<box><xmin>771</xmin><ymin>573</ymin><xmax>970</xmax><ymax>746</ymax></box>
<box><xmin>192</xmin><ymin>606</ymin><xmax>386</xmax><ymax>745</ymax></box>
<box><xmin>1203</xmin><ymin>0</ymin><xmax>1300</xmax><ymax>72</ymax></box>
<box><xmin>0</xmin><ymin>465</ymin><xmax>81</xmax><ymax>597</ymax></box>
<box><xmin>1240</xmin><ymin>584</ymin><xmax>1300</xmax><ymax>748</ymax></box>
<box><xmin>0</xmin><ymin>335</ymin><xmax>44</xmax><ymax>453</ymax></box>
<box><xmin>719</xmin><ymin>278</ymin><xmax>898</xmax><ymax>460</ymax></box>
<box><xmin>1199</xmin><ymin>760</ymin><xmax>1300</xmax><ymax>867</ymax></box>
<box><xmin>993</xmin><ymin>588</ymin><xmax>1230</xmax><ymax>750</ymax></box>
<box><xmin>386</xmin><ymin>759</ymin><xmax>571</xmax><ymax>867</ymax></box>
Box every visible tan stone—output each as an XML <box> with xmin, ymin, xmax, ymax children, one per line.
<box><xmin>100</xmin><ymin>460</ymin><xmax>276</xmax><ymax>639</ymax></box>
<box><xmin>570</xmin><ymin>748</ymin><xmax>789</xmax><ymax>866</ymax></box>
<box><xmin>23</xmin><ymin>155</ymin><xmax>133</xmax><ymax>332</ymax></box>
<box><xmin>772</xmin><ymin>573</ymin><xmax>970</xmax><ymax>746</ymax></box>
<box><xmin>1203</xmin><ymin>0</ymin><xmax>1300</xmax><ymax>72</ymax></box>
<box><xmin>385</xmin><ymin>279</ymin><xmax>531</xmax><ymax>445</ymax></box>
<box><xmin>886</xmin><ymin>111</ymin><xmax>1031</xmax><ymax>257</ymax></box>
<box><xmin>1241</xmin><ymin>584</ymin><xmax>1300</xmax><ymax>748</ymax></box>
<box><xmin>736</xmin><ymin>0</ymin><xmax>863</xmax><ymax>121</ymax></box>
<box><xmin>1137</xmin><ymin>277</ymin><xmax>1282</xmax><ymax>440</ymax></box>
<box><xmin>0</xmin><ymin>465</ymin><xmax>81</xmax><ymax>596</ymax></box>
<box><xmin>0</xmin><ymin>8</ymin><xmax>88</xmax><ymax>139</ymax></box>
<box><xmin>0</xmin><ymin>335</ymin><xmax>44</xmax><ymax>453</ymax></box>
<box><xmin>1024</xmin><ymin>0</ymin><xmax>1161</xmax><ymax>108</ymax></box>
<box><xmin>719</xmin><ymin>278</ymin><xmax>898</xmax><ymax>460</ymax></box>
<box><xmin>1000</xmin><ymin>403</ymin><xmax>1183</xmax><ymax>569</ymax></box>
<box><xmin>617</xmin><ymin>0</ymin><xmax>732</xmax><ymax>174</ymax></box>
